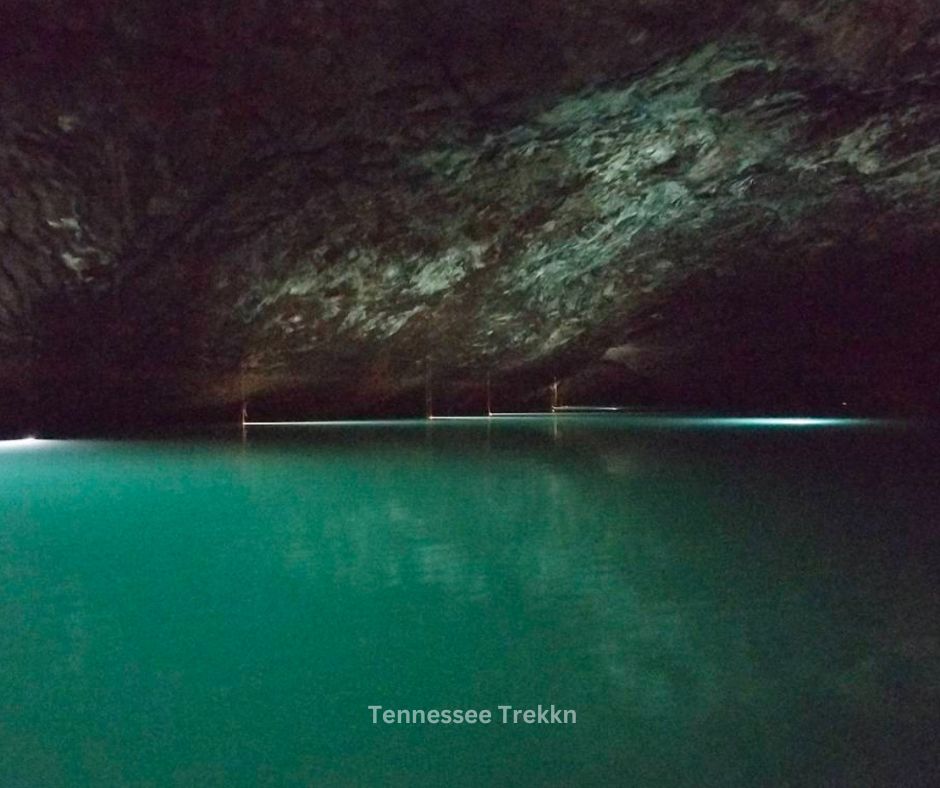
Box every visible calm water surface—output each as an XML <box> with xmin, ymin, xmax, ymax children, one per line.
<box><xmin>1</xmin><ymin>417</ymin><xmax>939</xmax><ymax>786</ymax></box>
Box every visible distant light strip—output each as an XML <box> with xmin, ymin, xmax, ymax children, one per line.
<box><xmin>243</xmin><ymin>420</ymin><xmax>422</xmax><ymax>427</ymax></box>
<box><xmin>427</xmin><ymin>415</ymin><xmax>877</xmax><ymax>427</ymax></box>
<box><xmin>488</xmin><ymin>412</ymin><xmax>557</xmax><ymax>417</ymax></box>
<box><xmin>702</xmin><ymin>417</ymin><xmax>872</xmax><ymax>427</ymax></box>
<box><xmin>427</xmin><ymin>415</ymin><xmax>559</xmax><ymax>421</ymax></box>
<box><xmin>552</xmin><ymin>405</ymin><xmax>624</xmax><ymax>413</ymax></box>
<box><xmin>0</xmin><ymin>436</ymin><xmax>52</xmax><ymax>450</ymax></box>
<box><xmin>244</xmin><ymin>414</ymin><xmax>559</xmax><ymax>425</ymax></box>
<box><xmin>245</xmin><ymin>415</ymin><xmax>882</xmax><ymax>428</ymax></box>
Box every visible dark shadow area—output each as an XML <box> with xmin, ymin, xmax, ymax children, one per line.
<box><xmin>585</xmin><ymin>228</ymin><xmax>940</xmax><ymax>416</ymax></box>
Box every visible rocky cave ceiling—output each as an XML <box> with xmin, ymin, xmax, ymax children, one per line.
<box><xmin>2</xmin><ymin>0</ymin><xmax>940</xmax><ymax>429</ymax></box>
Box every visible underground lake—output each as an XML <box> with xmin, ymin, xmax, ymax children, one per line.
<box><xmin>1</xmin><ymin>416</ymin><xmax>938</xmax><ymax>786</ymax></box>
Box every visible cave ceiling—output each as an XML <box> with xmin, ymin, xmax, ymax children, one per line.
<box><xmin>2</xmin><ymin>0</ymin><xmax>940</xmax><ymax>427</ymax></box>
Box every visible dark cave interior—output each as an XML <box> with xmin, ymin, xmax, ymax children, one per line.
<box><xmin>2</xmin><ymin>0</ymin><xmax>940</xmax><ymax>432</ymax></box>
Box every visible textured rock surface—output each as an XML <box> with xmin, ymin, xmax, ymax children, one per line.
<box><xmin>2</xmin><ymin>1</ymin><xmax>940</xmax><ymax>429</ymax></box>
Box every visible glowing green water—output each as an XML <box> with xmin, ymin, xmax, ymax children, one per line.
<box><xmin>1</xmin><ymin>418</ymin><xmax>938</xmax><ymax>786</ymax></box>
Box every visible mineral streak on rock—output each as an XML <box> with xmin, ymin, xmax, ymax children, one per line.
<box><xmin>1</xmin><ymin>1</ymin><xmax>939</xmax><ymax>429</ymax></box>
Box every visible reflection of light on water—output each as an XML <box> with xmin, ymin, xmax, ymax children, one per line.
<box><xmin>600</xmin><ymin>452</ymin><xmax>638</xmax><ymax>476</ymax></box>
<box><xmin>707</xmin><ymin>417</ymin><xmax>868</xmax><ymax>428</ymax></box>
<box><xmin>416</xmin><ymin>543</ymin><xmax>465</xmax><ymax>590</ymax></box>
<box><xmin>0</xmin><ymin>436</ymin><xmax>55</xmax><ymax>450</ymax></box>
<box><xmin>245</xmin><ymin>416</ymin><xmax>888</xmax><ymax>430</ymax></box>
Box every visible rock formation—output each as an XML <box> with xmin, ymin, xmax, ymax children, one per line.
<box><xmin>2</xmin><ymin>1</ymin><xmax>939</xmax><ymax>430</ymax></box>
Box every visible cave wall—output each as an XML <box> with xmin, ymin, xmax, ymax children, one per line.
<box><xmin>1</xmin><ymin>1</ymin><xmax>939</xmax><ymax>429</ymax></box>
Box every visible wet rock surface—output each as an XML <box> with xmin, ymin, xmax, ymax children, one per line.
<box><xmin>2</xmin><ymin>1</ymin><xmax>939</xmax><ymax>429</ymax></box>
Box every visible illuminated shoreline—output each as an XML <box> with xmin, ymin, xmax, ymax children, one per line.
<box><xmin>243</xmin><ymin>415</ymin><xmax>889</xmax><ymax>428</ymax></box>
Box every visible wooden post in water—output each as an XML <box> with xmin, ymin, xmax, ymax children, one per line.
<box><xmin>550</xmin><ymin>378</ymin><xmax>559</xmax><ymax>412</ymax></box>
<box><xmin>425</xmin><ymin>358</ymin><xmax>433</xmax><ymax>420</ymax></box>
<box><xmin>238</xmin><ymin>364</ymin><xmax>248</xmax><ymax>438</ymax></box>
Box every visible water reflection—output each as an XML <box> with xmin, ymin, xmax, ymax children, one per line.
<box><xmin>0</xmin><ymin>420</ymin><xmax>938</xmax><ymax>786</ymax></box>
<box><xmin>236</xmin><ymin>422</ymin><xmax>940</xmax><ymax>735</ymax></box>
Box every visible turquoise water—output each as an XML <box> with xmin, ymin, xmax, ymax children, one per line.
<box><xmin>1</xmin><ymin>417</ymin><xmax>938</xmax><ymax>786</ymax></box>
